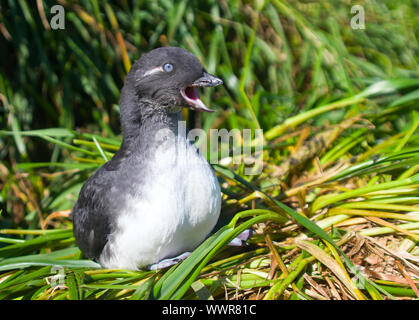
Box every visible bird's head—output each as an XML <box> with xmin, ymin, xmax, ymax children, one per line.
<box><xmin>130</xmin><ymin>47</ymin><xmax>223</xmax><ymax>112</ymax></box>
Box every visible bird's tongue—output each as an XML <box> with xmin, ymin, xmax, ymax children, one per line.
<box><xmin>185</xmin><ymin>86</ymin><xmax>198</xmax><ymax>100</ymax></box>
<box><xmin>181</xmin><ymin>86</ymin><xmax>215</xmax><ymax>112</ymax></box>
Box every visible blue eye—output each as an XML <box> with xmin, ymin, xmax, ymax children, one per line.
<box><xmin>163</xmin><ymin>63</ymin><xmax>173</xmax><ymax>72</ymax></box>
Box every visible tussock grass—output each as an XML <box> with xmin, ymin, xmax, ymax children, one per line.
<box><xmin>0</xmin><ymin>0</ymin><xmax>418</xmax><ymax>300</ymax></box>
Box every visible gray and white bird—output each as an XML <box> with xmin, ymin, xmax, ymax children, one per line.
<box><xmin>72</xmin><ymin>47</ymin><xmax>224</xmax><ymax>270</ymax></box>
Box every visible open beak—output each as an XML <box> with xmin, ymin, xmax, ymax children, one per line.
<box><xmin>180</xmin><ymin>72</ymin><xmax>223</xmax><ymax>112</ymax></box>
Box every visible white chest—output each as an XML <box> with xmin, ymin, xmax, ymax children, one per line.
<box><xmin>101</xmin><ymin>136</ymin><xmax>221</xmax><ymax>270</ymax></box>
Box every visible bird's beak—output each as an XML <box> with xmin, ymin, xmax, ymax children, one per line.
<box><xmin>180</xmin><ymin>72</ymin><xmax>223</xmax><ymax>112</ymax></box>
<box><xmin>191</xmin><ymin>72</ymin><xmax>223</xmax><ymax>87</ymax></box>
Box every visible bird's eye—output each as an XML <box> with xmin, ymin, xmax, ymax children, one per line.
<box><xmin>163</xmin><ymin>63</ymin><xmax>173</xmax><ymax>72</ymax></box>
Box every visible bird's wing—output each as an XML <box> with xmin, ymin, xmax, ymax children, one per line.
<box><xmin>72</xmin><ymin>143</ymin><xmax>145</xmax><ymax>261</ymax></box>
<box><xmin>72</xmin><ymin>145</ymin><xmax>131</xmax><ymax>259</ymax></box>
<box><xmin>72</xmin><ymin>166</ymin><xmax>115</xmax><ymax>260</ymax></box>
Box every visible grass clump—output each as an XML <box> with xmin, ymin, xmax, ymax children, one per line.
<box><xmin>0</xmin><ymin>1</ymin><xmax>418</xmax><ymax>300</ymax></box>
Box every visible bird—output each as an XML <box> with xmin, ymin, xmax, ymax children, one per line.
<box><xmin>72</xmin><ymin>47</ymin><xmax>225</xmax><ymax>270</ymax></box>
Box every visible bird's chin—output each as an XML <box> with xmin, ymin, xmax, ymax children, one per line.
<box><xmin>180</xmin><ymin>86</ymin><xmax>215</xmax><ymax>113</ymax></box>
<box><xmin>166</xmin><ymin>105</ymin><xmax>183</xmax><ymax>113</ymax></box>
